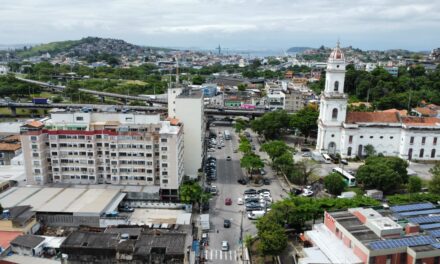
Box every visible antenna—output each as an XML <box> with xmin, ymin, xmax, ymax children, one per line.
<box><xmin>175</xmin><ymin>56</ymin><xmax>179</xmax><ymax>85</ymax></box>
<box><xmin>216</xmin><ymin>45</ymin><xmax>221</xmax><ymax>55</ymax></box>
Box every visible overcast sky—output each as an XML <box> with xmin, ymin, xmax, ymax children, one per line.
<box><xmin>1</xmin><ymin>0</ymin><xmax>439</xmax><ymax>51</ymax></box>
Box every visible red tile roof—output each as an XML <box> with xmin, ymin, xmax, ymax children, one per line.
<box><xmin>414</xmin><ymin>107</ymin><xmax>437</xmax><ymax>117</ymax></box>
<box><xmin>346</xmin><ymin>112</ymin><xmax>400</xmax><ymax>124</ymax></box>
<box><xmin>0</xmin><ymin>143</ymin><xmax>21</xmax><ymax>152</ymax></box>
<box><xmin>382</xmin><ymin>109</ymin><xmax>408</xmax><ymax>116</ymax></box>
<box><xmin>401</xmin><ymin>116</ymin><xmax>440</xmax><ymax>126</ymax></box>
<box><xmin>0</xmin><ymin>231</ymin><xmax>22</xmax><ymax>250</ymax></box>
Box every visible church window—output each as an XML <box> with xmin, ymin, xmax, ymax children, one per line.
<box><xmin>431</xmin><ymin>149</ymin><xmax>436</xmax><ymax>158</ymax></box>
<box><xmin>422</xmin><ymin>137</ymin><xmax>426</xmax><ymax>145</ymax></box>
<box><xmin>410</xmin><ymin>137</ymin><xmax>414</xmax><ymax>144</ymax></box>
<box><xmin>349</xmin><ymin>136</ymin><xmax>353</xmax><ymax>144</ymax></box>
<box><xmin>370</xmin><ymin>136</ymin><xmax>374</xmax><ymax>139</ymax></box>
<box><xmin>347</xmin><ymin>147</ymin><xmax>352</xmax><ymax>156</ymax></box>
<box><xmin>434</xmin><ymin>137</ymin><xmax>438</xmax><ymax>145</ymax></box>
<box><xmin>360</xmin><ymin>136</ymin><xmax>364</xmax><ymax>139</ymax></box>
<box><xmin>390</xmin><ymin>136</ymin><xmax>394</xmax><ymax>139</ymax></box>
<box><xmin>331</xmin><ymin>134</ymin><xmax>334</xmax><ymax>138</ymax></box>
<box><xmin>419</xmin><ymin>149</ymin><xmax>424</xmax><ymax>158</ymax></box>
<box><xmin>334</xmin><ymin>81</ymin><xmax>339</xmax><ymax>92</ymax></box>
<box><xmin>332</xmin><ymin>108</ymin><xmax>338</xmax><ymax>120</ymax></box>
<box><xmin>380</xmin><ymin>136</ymin><xmax>383</xmax><ymax>139</ymax></box>
<box><xmin>337</xmin><ymin>65</ymin><xmax>340</xmax><ymax>68</ymax></box>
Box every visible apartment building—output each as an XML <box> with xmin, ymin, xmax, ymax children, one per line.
<box><xmin>20</xmin><ymin>111</ymin><xmax>184</xmax><ymax>198</ymax></box>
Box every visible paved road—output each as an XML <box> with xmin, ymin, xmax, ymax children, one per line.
<box><xmin>205</xmin><ymin>127</ymin><xmax>286</xmax><ymax>263</ymax></box>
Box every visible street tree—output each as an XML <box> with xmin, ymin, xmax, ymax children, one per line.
<box><xmin>289</xmin><ymin>159</ymin><xmax>319</xmax><ymax>185</ymax></box>
<box><xmin>179</xmin><ymin>181</ymin><xmax>210</xmax><ymax>205</ymax></box>
<box><xmin>429</xmin><ymin>164</ymin><xmax>440</xmax><ymax>194</ymax></box>
<box><xmin>250</xmin><ymin>110</ymin><xmax>291</xmax><ymax>139</ymax></box>
<box><xmin>238</xmin><ymin>136</ymin><xmax>252</xmax><ymax>154</ymax></box>
<box><xmin>408</xmin><ymin>176</ymin><xmax>422</xmax><ymax>193</ymax></box>
<box><xmin>261</xmin><ymin>140</ymin><xmax>293</xmax><ymax>163</ymax></box>
<box><xmin>364</xmin><ymin>144</ymin><xmax>376</xmax><ymax>157</ymax></box>
<box><xmin>273</xmin><ymin>151</ymin><xmax>294</xmax><ymax>175</ymax></box>
<box><xmin>256</xmin><ymin>216</ymin><xmax>287</xmax><ymax>256</ymax></box>
<box><xmin>234</xmin><ymin>118</ymin><xmax>248</xmax><ymax>133</ymax></box>
<box><xmin>240</xmin><ymin>153</ymin><xmax>264</xmax><ymax>179</ymax></box>
<box><xmin>289</xmin><ymin>105</ymin><xmax>319</xmax><ymax>141</ymax></box>
<box><xmin>324</xmin><ymin>173</ymin><xmax>346</xmax><ymax>195</ymax></box>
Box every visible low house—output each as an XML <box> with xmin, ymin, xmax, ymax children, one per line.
<box><xmin>10</xmin><ymin>235</ymin><xmax>45</xmax><ymax>256</ymax></box>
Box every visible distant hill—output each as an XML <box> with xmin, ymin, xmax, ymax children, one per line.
<box><xmin>286</xmin><ymin>47</ymin><xmax>313</xmax><ymax>53</ymax></box>
<box><xmin>14</xmin><ymin>37</ymin><xmax>172</xmax><ymax>58</ymax></box>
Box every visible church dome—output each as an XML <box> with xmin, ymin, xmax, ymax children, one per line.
<box><xmin>329</xmin><ymin>42</ymin><xmax>345</xmax><ymax>61</ymax></box>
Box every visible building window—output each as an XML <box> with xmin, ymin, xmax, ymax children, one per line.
<box><xmin>31</xmin><ymin>144</ymin><xmax>38</xmax><ymax>150</ymax></box>
<box><xmin>334</xmin><ymin>81</ymin><xmax>339</xmax><ymax>92</ymax></box>
<box><xmin>360</xmin><ymin>136</ymin><xmax>364</xmax><ymax>139</ymax></box>
<box><xmin>332</xmin><ymin>108</ymin><xmax>338</xmax><ymax>120</ymax></box>
<box><xmin>32</xmin><ymin>153</ymin><xmax>39</xmax><ymax>158</ymax></box>
<box><xmin>349</xmin><ymin>136</ymin><xmax>353</xmax><ymax>144</ymax></box>
<box><xmin>422</xmin><ymin>137</ymin><xmax>426</xmax><ymax>145</ymax></box>
<box><xmin>432</xmin><ymin>149</ymin><xmax>436</xmax><ymax>158</ymax></box>
<box><xmin>380</xmin><ymin>136</ymin><xmax>383</xmax><ymax>139</ymax></box>
<box><xmin>419</xmin><ymin>149</ymin><xmax>424</xmax><ymax>158</ymax></box>
<box><xmin>162</xmin><ymin>179</ymin><xmax>168</xmax><ymax>184</ymax></box>
<box><xmin>162</xmin><ymin>171</ymin><xmax>168</xmax><ymax>176</ymax></box>
<box><xmin>390</xmin><ymin>136</ymin><xmax>394</xmax><ymax>139</ymax></box>
<box><xmin>30</xmin><ymin>136</ymin><xmax>37</xmax><ymax>141</ymax></box>
<box><xmin>410</xmin><ymin>136</ymin><xmax>414</xmax><ymax>144</ymax></box>
<box><xmin>331</xmin><ymin>134</ymin><xmax>334</xmax><ymax>138</ymax></box>
<box><xmin>76</xmin><ymin>116</ymin><xmax>84</xmax><ymax>121</ymax></box>
<box><xmin>370</xmin><ymin>136</ymin><xmax>373</xmax><ymax>139</ymax></box>
<box><xmin>161</xmin><ymin>138</ymin><xmax>167</xmax><ymax>143</ymax></box>
<box><xmin>161</xmin><ymin>147</ymin><xmax>168</xmax><ymax>151</ymax></box>
<box><xmin>347</xmin><ymin>147</ymin><xmax>352</xmax><ymax>156</ymax></box>
<box><xmin>434</xmin><ymin>137</ymin><xmax>438</xmax><ymax>145</ymax></box>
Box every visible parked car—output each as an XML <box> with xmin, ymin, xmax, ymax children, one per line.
<box><xmin>341</xmin><ymin>159</ymin><xmax>349</xmax><ymax>165</ymax></box>
<box><xmin>237</xmin><ymin>198</ymin><xmax>244</xmax><ymax>205</ymax></box>
<box><xmin>119</xmin><ymin>206</ymin><xmax>134</xmax><ymax>212</ymax></box>
<box><xmin>260</xmin><ymin>168</ymin><xmax>266</xmax><ymax>175</ymax></box>
<box><xmin>225</xmin><ymin>198</ymin><xmax>232</xmax><ymax>205</ymax></box>
<box><xmin>290</xmin><ymin>188</ymin><xmax>302</xmax><ymax>196</ymax></box>
<box><xmin>224</xmin><ymin>219</ymin><xmax>231</xmax><ymax>228</ymax></box>
<box><xmin>237</xmin><ymin>178</ymin><xmax>248</xmax><ymax>185</ymax></box>
<box><xmin>221</xmin><ymin>241</ymin><xmax>229</xmax><ymax>251</ymax></box>
<box><xmin>210</xmin><ymin>186</ymin><xmax>218</xmax><ymax>195</ymax></box>
<box><xmin>257</xmin><ymin>189</ymin><xmax>271</xmax><ymax>194</ymax></box>
<box><xmin>262</xmin><ymin>178</ymin><xmax>271</xmax><ymax>185</ymax></box>
<box><xmin>302</xmin><ymin>152</ymin><xmax>312</xmax><ymax>157</ymax></box>
<box><xmin>244</xmin><ymin>189</ymin><xmax>257</xmax><ymax>195</ymax></box>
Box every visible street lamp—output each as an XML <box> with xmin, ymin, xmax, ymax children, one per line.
<box><xmin>240</xmin><ymin>210</ymin><xmax>244</xmax><ymax>261</ymax></box>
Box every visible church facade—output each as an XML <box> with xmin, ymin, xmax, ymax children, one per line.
<box><xmin>316</xmin><ymin>44</ymin><xmax>440</xmax><ymax>161</ymax></box>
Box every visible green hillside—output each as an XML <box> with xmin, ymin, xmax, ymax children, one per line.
<box><xmin>17</xmin><ymin>39</ymin><xmax>82</xmax><ymax>57</ymax></box>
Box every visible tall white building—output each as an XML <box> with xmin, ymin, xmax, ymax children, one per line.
<box><xmin>317</xmin><ymin>44</ymin><xmax>440</xmax><ymax>161</ymax></box>
<box><xmin>21</xmin><ymin>111</ymin><xmax>184</xmax><ymax>200</ymax></box>
<box><xmin>168</xmin><ymin>87</ymin><xmax>205</xmax><ymax>178</ymax></box>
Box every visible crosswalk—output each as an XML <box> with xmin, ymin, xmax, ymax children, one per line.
<box><xmin>203</xmin><ymin>249</ymin><xmax>239</xmax><ymax>262</ymax></box>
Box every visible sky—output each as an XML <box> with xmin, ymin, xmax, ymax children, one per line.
<box><xmin>0</xmin><ymin>0</ymin><xmax>439</xmax><ymax>51</ymax></box>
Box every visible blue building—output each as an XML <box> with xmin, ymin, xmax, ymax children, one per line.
<box><xmin>201</xmin><ymin>84</ymin><xmax>218</xmax><ymax>98</ymax></box>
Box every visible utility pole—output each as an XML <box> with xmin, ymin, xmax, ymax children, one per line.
<box><xmin>240</xmin><ymin>210</ymin><xmax>244</xmax><ymax>261</ymax></box>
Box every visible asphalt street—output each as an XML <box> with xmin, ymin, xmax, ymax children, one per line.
<box><xmin>204</xmin><ymin>126</ymin><xmax>287</xmax><ymax>263</ymax></box>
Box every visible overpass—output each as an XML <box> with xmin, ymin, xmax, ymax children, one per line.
<box><xmin>15</xmin><ymin>77</ymin><xmax>168</xmax><ymax>104</ymax></box>
<box><xmin>0</xmin><ymin>102</ymin><xmax>167</xmax><ymax>116</ymax></box>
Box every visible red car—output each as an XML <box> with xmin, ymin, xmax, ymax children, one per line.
<box><xmin>225</xmin><ymin>198</ymin><xmax>232</xmax><ymax>205</ymax></box>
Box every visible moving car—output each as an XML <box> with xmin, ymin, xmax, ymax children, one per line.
<box><xmin>225</xmin><ymin>198</ymin><xmax>232</xmax><ymax>205</ymax></box>
<box><xmin>224</xmin><ymin>219</ymin><xmax>231</xmax><ymax>228</ymax></box>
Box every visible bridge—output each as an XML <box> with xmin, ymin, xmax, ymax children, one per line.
<box><xmin>15</xmin><ymin>77</ymin><xmax>168</xmax><ymax>104</ymax></box>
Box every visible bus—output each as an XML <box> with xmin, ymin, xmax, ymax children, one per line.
<box><xmin>332</xmin><ymin>167</ymin><xmax>356</xmax><ymax>187</ymax></box>
<box><xmin>224</xmin><ymin>130</ymin><xmax>231</xmax><ymax>140</ymax></box>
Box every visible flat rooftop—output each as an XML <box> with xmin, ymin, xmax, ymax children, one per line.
<box><xmin>0</xmin><ymin>187</ymin><xmax>123</xmax><ymax>215</ymax></box>
<box><xmin>129</xmin><ymin>208</ymin><xmax>188</xmax><ymax>226</ymax></box>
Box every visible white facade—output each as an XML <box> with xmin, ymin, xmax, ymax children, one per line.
<box><xmin>267</xmin><ymin>90</ymin><xmax>286</xmax><ymax>110</ymax></box>
<box><xmin>21</xmin><ymin>112</ymin><xmax>184</xmax><ymax>192</ymax></box>
<box><xmin>316</xmin><ymin>45</ymin><xmax>440</xmax><ymax>161</ymax></box>
<box><xmin>174</xmin><ymin>89</ymin><xmax>205</xmax><ymax>178</ymax></box>
<box><xmin>0</xmin><ymin>65</ymin><xmax>9</xmax><ymax>75</ymax></box>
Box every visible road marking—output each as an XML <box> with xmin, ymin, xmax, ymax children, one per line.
<box><xmin>219</xmin><ymin>250</ymin><xmax>222</xmax><ymax>260</ymax></box>
<box><xmin>215</xmin><ymin>249</ymin><xmax>218</xmax><ymax>259</ymax></box>
<box><xmin>234</xmin><ymin>250</ymin><xmax>237</xmax><ymax>260</ymax></box>
<box><xmin>230</xmin><ymin>250</ymin><xmax>232</xmax><ymax>260</ymax></box>
<box><xmin>205</xmin><ymin>249</ymin><xmax>208</xmax><ymax>260</ymax></box>
<box><xmin>210</xmin><ymin>249</ymin><xmax>213</xmax><ymax>259</ymax></box>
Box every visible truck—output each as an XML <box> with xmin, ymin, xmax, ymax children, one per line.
<box><xmin>32</xmin><ymin>98</ymin><xmax>50</xmax><ymax>104</ymax></box>
<box><xmin>200</xmin><ymin>214</ymin><xmax>210</xmax><ymax>231</ymax></box>
<box><xmin>337</xmin><ymin>191</ymin><xmax>357</xmax><ymax>199</ymax></box>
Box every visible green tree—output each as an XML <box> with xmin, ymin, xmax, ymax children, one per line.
<box><xmin>192</xmin><ymin>75</ymin><xmax>205</xmax><ymax>85</ymax></box>
<box><xmin>273</xmin><ymin>151</ymin><xmax>294</xmax><ymax>175</ymax></box>
<box><xmin>256</xmin><ymin>216</ymin><xmax>287</xmax><ymax>256</ymax></box>
<box><xmin>429</xmin><ymin>164</ymin><xmax>440</xmax><ymax>194</ymax></box>
<box><xmin>290</xmin><ymin>106</ymin><xmax>319</xmax><ymax>141</ymax></box>
<box><xmin>408</xmin><ymin>176</ymin><xmax>422</xmax><ymax>193</ymax></box>
<box><xmin>324</xmin><ymin>173</ymin><xmax>346</xmax><ymax>195</ymax></box>
<box><xmin>288</xmin><ymin>159</ymin><xmax>319</xmax><ymax>185</ymax></box>
<box><xmin>364</xmin><ymin>144</ymin><xmax>376</xmax><ymax>157</ymax></box>
<box><xmin>238</xmin><ymin>136</ymin><xmax>252</xmax><ymax>154</ymax></box>
<box><xmin>251</xmin><ymin>110</ymin><xmax>291</xmax><ymax>139</ymax></box>
<box><xmin>179</xmin><ymin>181</ymin><xmax>210</xmax><ymax>205</ymax></box>
<box><xmin>51</xmin><ymin>95</ymin><xmax>63</xmax><ymax>103</ymax></box>
<box><xmin>237</xmin><ymin>83</ymin><xmax>247</xmax><ymax>91</ymax></box>
<box><xmin>234</xmin><ymin>118</ymin><xmax>248</xmax><ymax>133</ymax></box>
<box><xmin>261</xmin><ymin>140</ymin><xmax>293</xmax><ymax>163</ymax></box>
<box><xmin>356</xmin><ymin>162</ymin><xmax>403</xmax><ymax>192</ymax></box>
<box><xmin>240</xmin><ymin>153</ymin><xmax>264</xmax><ymax>179</ymax></box>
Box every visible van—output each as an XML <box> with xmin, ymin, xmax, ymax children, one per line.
<box><xmin>247</xmin><ymin>210</ymin><xmax>266</xmax><ymax>220</ymax></box>
<box><xmin>337</xmin><ymin>191</ymin><xmax>356</xmax><ymax>199</ymax></box>
<box><xmin>322</xmin><ymin>153</ymin><xmax>332</xmax><ymax>164</ymax></box>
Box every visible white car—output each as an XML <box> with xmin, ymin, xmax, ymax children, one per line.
<box><xmin>221</xmin><ymin>241</ymin><xmax>229</xmax><ymax>251</ymax></box>
<box><xmin>302</xmin><ymin>189</ymin><xmax>314</xmax><ymax>197</ymax></box>
<box><xmin>244</xmin><ymin>194</ymin><xmax>259</xmax><ymax>199</ymax></box>
<box><xmin>237</xmin><ymin>198</ymin><xmax>244</xmax><ymax>205</ymax></box>
<box><xmin>259</xmin><ymin>192</ymin><xmax>271</xmax><ymax>197</ymax></box>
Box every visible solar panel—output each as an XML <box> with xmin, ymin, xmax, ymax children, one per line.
<box><xmin>408</xmin><ymin>216</ymin><xmax>440</xmax><ymax>224</ymax></box>
<box><xmin>428</xmin><ymin>230</ymin><xmax>440</xmax><ymax>238</ymax></box>
<box><xmin>391</xmin><ymin>203</ymin><xmax>435</xmax><ymax>213</ymax></box>
<box><xmin>399</xmin><ymin>209</ymin><xmax>440</xmax><ymax>217</ymax></box>
<box><xmin>421</xmin><ymin>223</ymin><xmax>440</xmax><ymax>230</ymax></box>
<box><xmin>369</xmin><ymin>236</ymin><xmax>437</xmax><ymax>250</ymax></box>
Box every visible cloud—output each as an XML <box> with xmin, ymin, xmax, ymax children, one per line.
<box><xmin>0</xmin><ymin>0</ymin><xmax>438</xmax><ymax>50</ymax></box>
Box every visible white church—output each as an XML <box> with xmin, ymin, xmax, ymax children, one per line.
<box><xmin>316</xmin><ymin>43</ymin><xmax>440</xmax><ymax>161</ymax></box>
